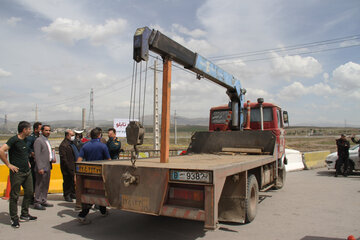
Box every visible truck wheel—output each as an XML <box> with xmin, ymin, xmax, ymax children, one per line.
<box><xmin>245</xmin><ymin>174</ymin><xmax>259</xmax><ymax>223</ymax></box>
<box><xmin>274</xmin><ymin>166</ymin><xmax>286</xmax><ymax>189</ymax></box>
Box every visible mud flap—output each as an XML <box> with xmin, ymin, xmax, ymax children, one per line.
<box><xmin>218</xmin><ymin>171</ymin><xmax>247</xmax><ymax>223</ymax></box>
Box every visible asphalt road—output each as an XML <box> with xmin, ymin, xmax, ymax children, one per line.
<box><xmin>0</xmin><ymin>168</ymin><xmax>359</xmax><ymax>240</ymax></box>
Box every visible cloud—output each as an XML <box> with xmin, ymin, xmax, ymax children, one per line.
<box><xmin>196</xmin><ymin>0</ymin><xmax>280</xmax><ymax>55</ymax></box>
<box><xmin>74</xmin><ymin>72</ymin><xmax>118</xmax><ymax>89</ymax></box>
<box><xmin>278</xmin><ymin>62</ymin><xmax>360</xmax><ymax>102</ymax></box>
<box><xmin>332</xmin><ymin>61</ymin><xmax>360</xmax><ymax>90</ymax></box>
<box><xmin>278</xmin><ymin>81</ymin><xmax>308</xmax><ymax>100</ymax></box>
<box><xmin>52</xmin><ymin>86</ymin><xmax>62</xmax><ymax>94</ymax></box>
<box><xmin>150</xmin><ymin>23</ymin><xmax>214</xmax><ymax>55</ymax></box>
<box><xmin>340</xmin><ymin>39</ymin><xmax>360</xmax><ymax>47</ymax></box>
<box><xmin>323</xmin><ymin>72</ymin><xmax>329</xmax><ymax>83</ymax></box>
<box><xmin>171</xmin><ymin>24</ymin><xmax>206</xmax><ymax>38</ymax></box>
<box><xmin>277</xmin><ymin>81</ymin><xmax>333</xmax><ymax>100</ymax></box>
<box><xmin>96</xmin><ymin>72</ymin><xmax>107</xmax><ymax>80</ymax></box>
<box><xmin>245</xmin><ymin>88</ymin><xmax>274</xmax><ymax>103</ymax></box>
<box><xmin>14</xmin><ymin>0</ymin><xmax>90</xmax><ymax>22</ymax></box>
<box><xmin>0</xmin><ymin>100</ymin><xmax>6</xmax><ymax>109</ymax></box>
<box><xmin>0</xmin><ymin>68</ymin><xmax>12</xmax><ymax>77</ymax></box>
<box><xmin>311</xmin><ymin>82</ymin><xmax>333</xmax><ymax>96</ymax></box>
<box><xmin>217</xmin><ymin>59</ymin><xmax>246</xmax><ymax>68</ymax></box>
<box><xmin>41</xmin><ymin>18</ymin><xmax>127</xmax><ymax>45</ymax></box>
<box><xmin>6</xmin><ymin>17</ymin><xmax>22</xmax><ymax>26</ymax></box>
<box><xmin>271</xmin><ymin>53</ymin><xmax>322</xmax><ymax>80</ymax></box>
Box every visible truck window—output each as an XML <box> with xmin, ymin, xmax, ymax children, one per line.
<box><xmin>211</xmin><ymin>110</ymin><xmax>229</xmax><ymax>124</ymax></box>
<box><xmin>244</xmin><ymin>108</ymin><xmax>273</xmax><ymax>122</ymax></box>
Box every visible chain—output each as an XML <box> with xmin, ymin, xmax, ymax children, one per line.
<box><xmin>130</xmin><ymin>145</ymin><xmax>138</xmax><ymax>168</ymax></box>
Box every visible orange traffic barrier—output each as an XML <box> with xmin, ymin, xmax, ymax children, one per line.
<box><xmin>2</xmin><ymin>175</ymin><xmax>11</xmax><ymax>200</ymax></box>
<box><xmin>244</xmin><ymin>100</ymin><xmax>251</xmax><ymax>130</ymax></box>
<box><xmin>223</xmin><ymin>111</ymin><xmax>232</xmax><ymax>131</ymax></box>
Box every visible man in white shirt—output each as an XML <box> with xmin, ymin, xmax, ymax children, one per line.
<box><xmin>34</xmin><ymin>125</ymin><xmax>55</xmax><ymax>210</ymax></box>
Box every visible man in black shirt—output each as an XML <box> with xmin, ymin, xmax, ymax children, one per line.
<box><xmin>25</xmin><ymin>121</ymin><xmax>42</xmax><ymax>203</ymax></box>
<box><xmin>335</xmin><ymin>134</ymin><xmax>350</xmax><ymax>177</ymax></box>
<box><xmin>0</xmin><ymin>121</ymin><xmax>37</xmax><ymax>228</ymax></box>
<box><xmin>59</xmin><ymin>129</ymin><xmax>76</xmax><ymax>202</ymax></box>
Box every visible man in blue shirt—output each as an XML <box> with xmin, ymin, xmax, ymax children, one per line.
<box><xmin>76</xmin><ymin>128</ymin><xmax>111</xmax><ymax>224</ymax></box>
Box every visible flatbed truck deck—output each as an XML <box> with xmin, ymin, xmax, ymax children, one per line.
<box><xmin>79</xmin><ymin>153</ymin><xmax>274</xmax><ymax>171</ymax></box>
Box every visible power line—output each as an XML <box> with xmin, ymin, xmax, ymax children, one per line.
<box><xmin>40</xmin><ymin>71</ymin><xmax>138</xmax><ymax>108</ymax></box>
<box><xmin>147</xmin><ymin>35</ymin><xmax>360</xmax><ymax>75</ymax></box>
<box><xmin>209</xmin><ymin>34</ymin><xmax>360</xmax><ymax>60</ymax></box>
<box><xmin>217</xmin><ymin>43</ymin><xmax>360</xmax><ymax>65</ymax></box>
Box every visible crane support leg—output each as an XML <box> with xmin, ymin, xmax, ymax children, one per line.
<box><xmin>160</xmin><ymin>58</ymin><xmax>172</xmax><ymax>163</ymax></box>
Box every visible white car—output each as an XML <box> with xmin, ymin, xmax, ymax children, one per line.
<box><xmin>325</xmin><ymin>144</ymin><xmax>360</xmax><ymax>173</ymax></box>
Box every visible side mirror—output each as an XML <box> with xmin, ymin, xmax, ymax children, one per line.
<box><xmin>283</xmin><ymin>111</ymin><xmax>289</xmax><ymax>124</ymax></box>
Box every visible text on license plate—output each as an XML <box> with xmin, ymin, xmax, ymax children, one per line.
<box><xmin>170</xmin><ymin>170</ymin><xmax>212</xmax><ymax>183</ymax></box>
<box><xmin>76</xmin><ymin>164</ymin><xmax>102</xmax><ymax>175</ymax></box>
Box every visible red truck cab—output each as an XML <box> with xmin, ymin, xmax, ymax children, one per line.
<box><xmin>209</xmin><ymin>101</ymin><xmax>288</xmax><ymax>161</ymax></box>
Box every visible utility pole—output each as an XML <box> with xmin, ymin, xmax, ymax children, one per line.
<box><xmin>35</xmin><ymin>104</ymin><xmax>38</xmax><ymax>122</ymax></box>
<box><xmin>174</xmin><ymin>110</ymin><xmax>177</xmax><ymax>145</ymax></box>
<box><xmin>153</xmin><ymin>60</ymin><xmax>160</xmax><ymax>150</ymax></box>
<box><xmin>82</xmin><ymin>108</ymin><xmax>86</xmax><ymax>130</ymax></box>
<box><xmin>4</xmin><ymin>114</ymin><xmax>7</xmax><ymax>131</ymax></box>
<box><xmin>87</xmin><ymin>88</ymin><xmax>95</xmax><ymax>128</ymax></box>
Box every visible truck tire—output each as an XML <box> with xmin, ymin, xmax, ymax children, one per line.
<box><xmin>274</xmin><ymin>166</ymin><xmax>286</xmax><ymax>190</ymax></box>
<box><xmin>245</xmin><ymin>174</ymin><xmax>259</xmax><ymax>223</ymax></box>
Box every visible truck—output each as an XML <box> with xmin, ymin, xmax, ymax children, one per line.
<box><xmin>75</xmin><ymin>26</ymin><xmax>289</xmax><ymax>230</ymax></box>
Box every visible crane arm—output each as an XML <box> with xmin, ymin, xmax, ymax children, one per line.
<box><xmin>133</xmin><ymin>26</ymin><xmax>245</xmax><ymax>129</ymax></box>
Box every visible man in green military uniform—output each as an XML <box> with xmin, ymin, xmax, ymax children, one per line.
<box><xmin>107</xmin><ymin>128</ymin><xmax>121</xmax><ymax>159</ymax></box>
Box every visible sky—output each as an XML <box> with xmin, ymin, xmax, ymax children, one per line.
<box><xmin>0</xmin><ymin>0</ymin><xmax>359</xmax><ymax>126</ymax></box>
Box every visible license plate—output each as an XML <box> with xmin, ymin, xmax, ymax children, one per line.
<box><xmin>170</xmin><ymin>170</ymin><xmax>212</xmax><ymax>183</ymax></box>
<box><xmin>76</xmin><ymin>164</ymin><xmax>102</xmax><ymax>176</ymax></box>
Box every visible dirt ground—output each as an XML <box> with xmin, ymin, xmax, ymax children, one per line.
<box><xmin>286</xmin><ymin>136</ymin><xmax>339</xmax><ymax>153</ymax></box>
<box><xmin>1</xmin><ymin>127</ymin><xmax>359</xmax><ymax>153</ymax></box>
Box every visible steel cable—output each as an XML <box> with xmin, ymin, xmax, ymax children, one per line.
<box><xmin>129</xmin><ymin>61</ymin><xmax>136</xmax><ymax>121</ymax></box>
<box><xmin>142</xmin><ymin>60</ymin><xmax>148</xmax><ymax>125</ymax></box>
